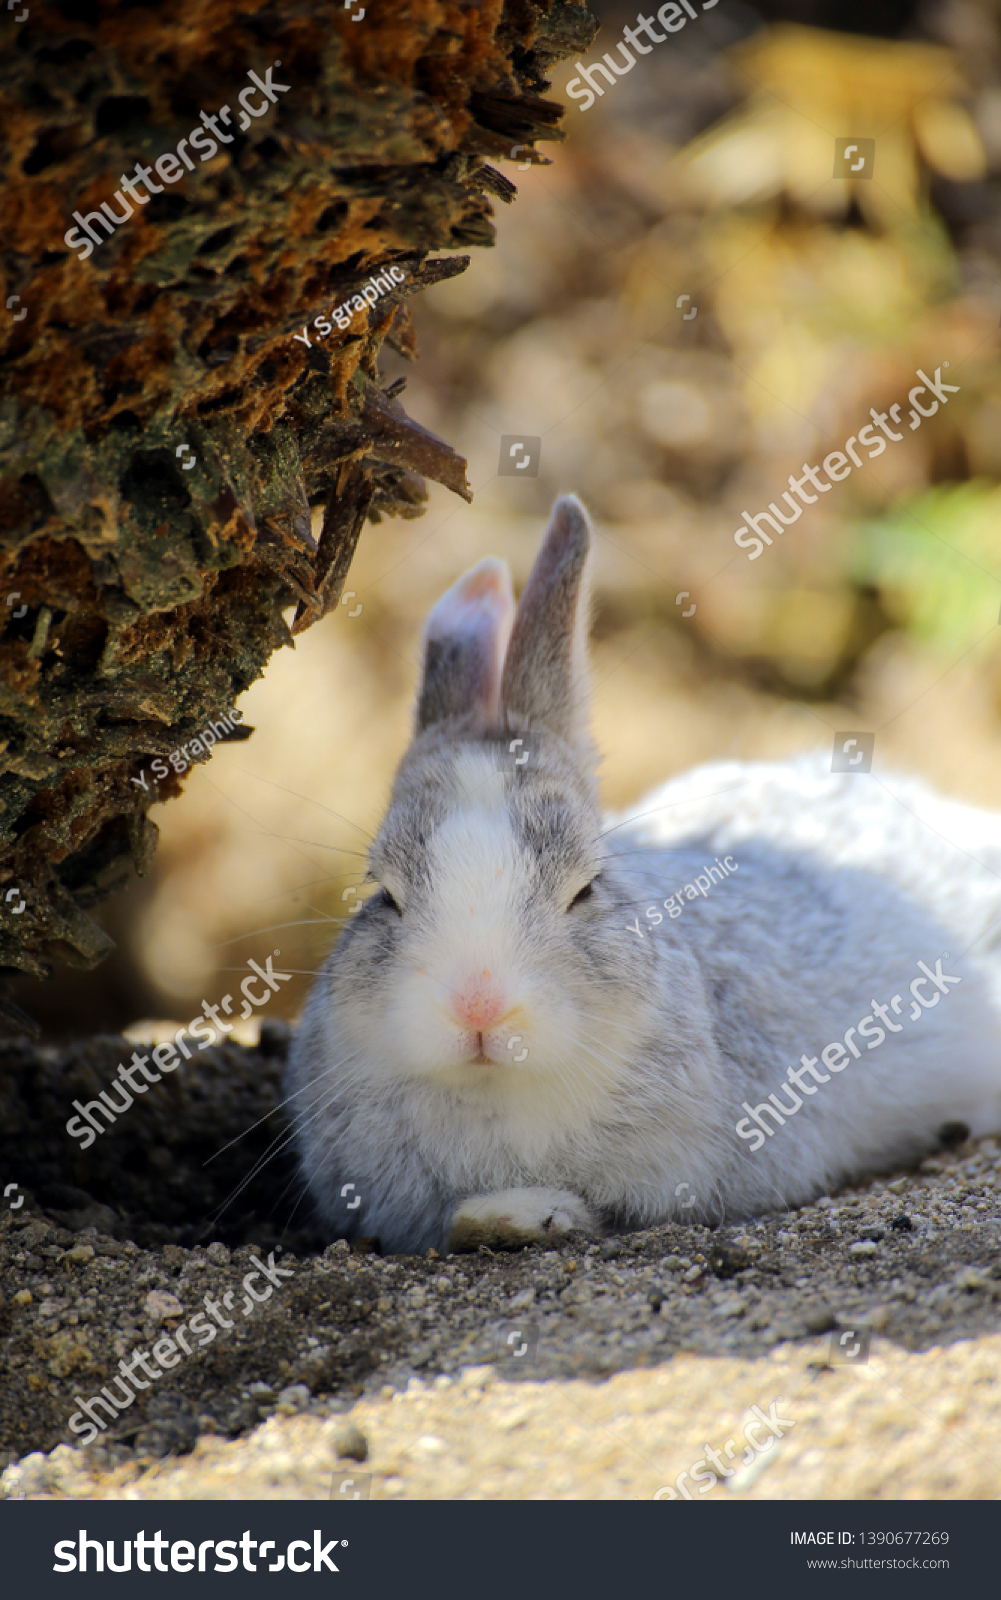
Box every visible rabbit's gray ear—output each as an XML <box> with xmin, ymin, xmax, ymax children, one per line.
<box><xmin>499</xmin><ymin>495</ymin><xmax>593</xmax><ymax>756</ymax></box>
<box><xmin>417</xmin><ymin>556</ymin><xmax>516</xmax><ymax>733</ymax></box>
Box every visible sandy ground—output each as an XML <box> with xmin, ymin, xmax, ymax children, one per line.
<box><xmin>11</xmin><ymin>1333</ymin><xmax>999</xmax><ymax>1502</ymax></box>
<box><xmin>1</xmin><ymin>1028</ymin><xmax>998</xmax><ymax>1500</ymax></box>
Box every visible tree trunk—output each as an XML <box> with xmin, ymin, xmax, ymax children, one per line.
<box><xmin>0</xmin><ymin>0</ymin><xmax>596</xmax><ymax>1015</ymax></box>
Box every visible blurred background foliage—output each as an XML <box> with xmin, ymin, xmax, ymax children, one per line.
<box><xmin>18</xmin><ymin>0</ymin><xmax>1001</xmax><ymax>1039</ymax></box>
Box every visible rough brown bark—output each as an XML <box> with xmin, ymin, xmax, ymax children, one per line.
<box><xmin>0</xmin><ymin>0</ymin><xmax>597</xmax><ymax>1008</ymax></box>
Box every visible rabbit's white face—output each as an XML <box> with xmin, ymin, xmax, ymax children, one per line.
<box><xmin>331</xmin><ymin>738</ymin><xmax>641</xmax><ymax>1125</ymax></box>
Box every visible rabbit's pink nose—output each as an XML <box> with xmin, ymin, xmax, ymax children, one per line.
<box><xmin>450</xmin><ymin>976</ymin><xmax>507</xmax><ymax>1030</ymax></box>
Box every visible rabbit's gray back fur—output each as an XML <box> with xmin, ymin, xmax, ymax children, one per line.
<box><xmin>603</xmin><ymin>828</ymin><xmax>1000</xmax><ymax>1211</ymax></box>
<box><xmin>617</xmin><ymin>757</ymin><xmax>1001</xmax><ymax>1002</ymax></box>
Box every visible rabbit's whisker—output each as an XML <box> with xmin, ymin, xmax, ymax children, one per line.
<box><xmin>208</xmin><ymin>918</ymin><xmax>340</xmax><ymax>952</ymax></box>
<box><xmin>202</xmin><ymin>1058</ymin><xmax>361</xmax><ymax>1229</ymax></box>
<box><xmin>280</xmin><ymin>1179</ymin><xmax>322</xmax><ymax>1242</ymax></box>
<box><xmin>598</xmin><ymin>783</ymin><xmax>751</xmax><ymax>839</ymax></box>
<box><xmin>261</xmin><ymin>839</ymin><xmax>371</xmax><ymax>859</ymax></box>
<box><xmin>230</xmin><ymin>767</ymin><xmax>378</xmax><ymax>842</ymax></box>
<box><xmin>202</xmin><ymin>1076</ymin><xmax>317</xmax><ymax>1166</ymax></box>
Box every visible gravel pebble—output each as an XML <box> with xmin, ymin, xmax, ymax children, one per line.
<box><xmin>144</xmin><ymin>1290</ymin><xmax>184</xmax><ymax>1322</ymax></box>
<box><xmin>334</xmin><ymin>1423</ymin><xmax>369</xmax><ymax>1462</ymax></box>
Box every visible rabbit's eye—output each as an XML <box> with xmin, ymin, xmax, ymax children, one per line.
<box><xmin>377</xmin><ymin>887</ymin><xmax>402</xmax><ymax>916</ymax></box>
<box><xmin>567</xmin><ymin>879</ymin><xmax>597</xmax><ymax>911</ymax></box>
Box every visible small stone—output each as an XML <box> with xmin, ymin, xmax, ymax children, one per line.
<box><xmin>891</xmin><ymin>1215</ymin><xmax>914</xmax><ymax>1232</ymax></box>
<box><xmin>62</xmin><ymin>1244</ymin><xmax>95</xmax><ymax>1266</ymax></box>
<box><xmin>13</xmin><ymin>1289</ymin><xmax>31</xmax><ymax>1307</ymax></box>
<box><xmin>682</xmin><ymin>1264</ymin><xmax>703</xmax><ymax>1282</ymax></box>
<box><xmin>709</xmin><ymin>1243</ymin><xmax>752</xmax><ymax>1279</ymax></box>
<box><xmin>145</xmin><ymin>1289</ymin><xmax>184</xmax><ymax>1322</ymax></box>
<box><xmin>16</xmin><ymin>1221</ymin><xmax>52</xmax><ymax>1249</ymax></box>
<box><xmin>850</xmin><ymin>1240</ymin><xmax>878</xmax><ymax>1257</ymax></box>
<box><xmin>277</xmin><ymin>1384</ymin><xmax>312</xmax><ymax>1412</ymax></box>
<box><xmin>457</xmin><ymin>1365</ymin><xmax>494</xmax><ymax>1389</ymax></box>
<box><xmin>206</xmin><ymin>1241</ymin><xmax>230</xmax><ymax>1265</ymax></box>
<box><xmin>955</xmin><ymin>1267</ymin><xmax>988</xmax><ymax>1291</ymax></box>
<box><xmin>335</xmin><ymin>1423</ymin><xmax>369</xmax><ymax>1462</ymax></box>
<box><xmin>222</xmin><ymin>1399</ymin><xmax>261</xmax><ymax>1436</ymax></box>
<box><xmin>647</xmin><ymin>1288</ymin><xmax>664</xmax><ymax>1312</ymax></box>
<box><xmin>804</xmin><ymin>1306</ymin><xmax>837</xmax><ymax>1334</ymax></box>
<box><xmin>663</xmin><ymin>1255</ymin><xmax>683</xmax><ymax>1272</ymax></box>
<box><xmin>415</xmin><ymin>1434</ymin><xmax>446</xmax><ymax>1455</ymax></box>
<box><xmin>715</xmin><ymin>1294</ymin><xmax>745</xmax><ymax>1319</ymax></box>
<box><xmin>600</xmin><ymin>1241</ymin><xmax>621</xmax><ymax>1261</ymax></box>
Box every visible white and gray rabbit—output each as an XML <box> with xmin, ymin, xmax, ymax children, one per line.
<box><xmin>287</xmin><ymin>495</ymin><xmax>1001</xmax><ymax>1254</ymax></box>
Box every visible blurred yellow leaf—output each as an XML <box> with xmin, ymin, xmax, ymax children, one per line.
<box><xmin>912</xmin><ymin>99</ymin><xmax>987</xmax><ymax>181</ymax></box>
<box><xmin>680</xmin><ymin>24</ymin><xmax>985</xmax><ymax>228</ymax></box>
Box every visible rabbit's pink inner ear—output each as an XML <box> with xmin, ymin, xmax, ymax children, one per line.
<box><xmin>416</xmin><ymin>557</ymin><xmax>515</xmax><ymax>733</ymax></box>
<box><xmin>499</xmin><ymin>494</ymin><xmax>594</xmax><ymax>755</ymax></box>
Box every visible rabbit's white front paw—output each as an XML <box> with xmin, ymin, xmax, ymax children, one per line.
<box><xmin>448</xmin><ymin>1187</ymin><xmax>599</xmax><ymax>1252</ymax></box>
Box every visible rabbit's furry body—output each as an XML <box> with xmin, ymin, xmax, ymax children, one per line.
<box><xmin>287</xmin><ymin>499</ymin><xmax>1001</xmax><ymax>1254</ymax></box>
